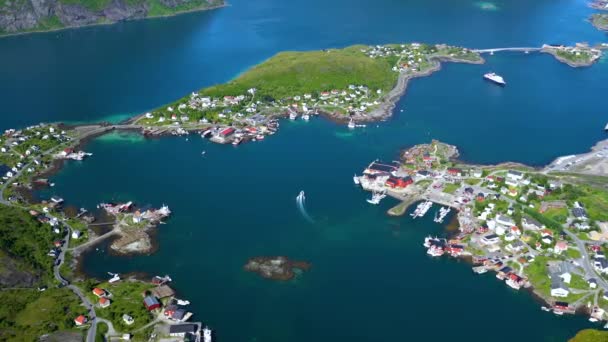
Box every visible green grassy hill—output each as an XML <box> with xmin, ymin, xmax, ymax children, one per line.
<box><xmin>200</xmin><ymin>46</ymin><xmax>399</xmax><ymax>100</ymax></box>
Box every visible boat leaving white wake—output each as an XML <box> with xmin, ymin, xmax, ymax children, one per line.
<box><xmin>296</xmin><ymin>191</ymin><xmax>314</xmax><ymax>223</ymax></box>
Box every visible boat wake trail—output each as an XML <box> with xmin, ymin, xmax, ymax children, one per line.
<box><xmin>296</xmin><ymin>191</ymin><xmax>314</xmax><ymax>223</ymax></box>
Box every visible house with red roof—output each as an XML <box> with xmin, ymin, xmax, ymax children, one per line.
<box><xmin>74</xmin><ymin>315</ymin><xmax>87</xmax><ymax>326</ymax></box>
<box><xmin>99</xmin><ymin>297</ymin><xmax>111</xmax><ymax>308</ymax></box>
<box><xmin>92</xmin><ymin>288</ymin><xmax>106</xmax><ymax>298</ymax></box>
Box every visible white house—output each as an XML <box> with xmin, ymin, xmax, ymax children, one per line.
<box><xmin>495</xmin><ymin>215</ymin><xmax>515</xmax><ymax>227</ymax></box>
<box><xmin>550</xmin><ymin>277</ymin><xmax>570</xmax><ymax>297</ymax></box>
<box><xmin>72</xmin><ymin>230</ymin><xmax>82</xmax><ymax>239</ymax></box>
<box><xmin>507</xmin><ymin>170</ymin><xmax>524</xmax><ymax>181</ymax></box>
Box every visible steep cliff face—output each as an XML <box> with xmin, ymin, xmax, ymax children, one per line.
<box><xmin>0</xmin><ymin>0</ymin><xmax>223</xmax><ymax>35</ymax></box>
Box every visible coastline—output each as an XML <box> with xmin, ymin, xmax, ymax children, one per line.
<box><xmin>0</xmin><ymin>3</ymin><xmax>228</xmax><ymax>40</ymax></box>
<box><xmin>360</xmin><ymin>138</ymin><xmax>608</xmax><ymax>323</ymax></box>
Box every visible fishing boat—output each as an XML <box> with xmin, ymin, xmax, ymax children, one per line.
<box><xmin>203</xmin><ymin>327</ymin><xmax>213</xmax><ymax>342</ymax></box>
<box><xmin>201</xmin><ymin>129</ymin><xmax>213</xmax><ymax>138</ymax></box>
<box><xmin>353</xmin><ymin>174</ymin><xmax>360</xmax><ymax>185</ymax></box>
<box><xmin>366</xmin><ymin>191</ymin><xmax>386</xmax><ymax>204</ymax></box>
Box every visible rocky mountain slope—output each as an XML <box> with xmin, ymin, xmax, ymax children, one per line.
<box><xmin>0</xmin><ymin>0</ymin><xmax>224</xmax><ymax>35</ymax></box>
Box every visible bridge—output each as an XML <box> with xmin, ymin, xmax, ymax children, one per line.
<box><xmin>473</xmin><ymin>47</ymin><xmax>542</xmax><ymax>54</ymax></box>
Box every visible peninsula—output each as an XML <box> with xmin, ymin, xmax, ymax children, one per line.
<box><xmin>355</xmin><ymin>139</ymin><xmax>608</xmax><ymax>323</ymax></box>
<box><xmin>0</xmin><ymin>0</ymin><xmax>224</xmax><ymax>36</ymax></box>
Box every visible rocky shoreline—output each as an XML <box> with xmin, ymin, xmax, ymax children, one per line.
<box><xmin>323</xmin><ymin>56</ymin><xmax>485</xmax><ymax>124</ymax></box>
<box><xmin>0</xmin><ymin>0</ymin><xmax>226</xmax><ymax>37</ymax></box>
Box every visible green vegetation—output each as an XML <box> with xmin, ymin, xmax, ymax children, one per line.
<box><xmin>565</xmin><ymin>248</ymin><xmax>582</xmax><ymax>260</ymax></box>
<box><xmin>415</xmin><ymin>179</ymin><xmax>432</xmax><ymax>188</ymax></box>
<box><xmin>34</xmin><ymin>16</ymin><xmax>64</xmax><ymax>32</ymax></box>
<box><xmin>526</xmin><ymin>256</ymin><xmax>551</xmax><ymax>296</ymax></box>
<box><xmin>148</xmin><ymin>0</ymin><xmax>223</xmax><ymax>17</ymax></box>
<box><xmin>464</xmin><ymin>178</ymin><xmax>481</xmax><ymax>186</ymax></box>
<box><xmin>201</xmin><ymin>46</ymin><xmax>397</xmax><ymax>100</ymax></box>
<box><xmin>569</xmin><ymin>329</ymin><xmax>608</xmax><ymax>342</ymax></box>
<box><xmin>591</xmin><ymin>14</ymin><xmax>608</xmax><ymax>31</ymax></box>
<box><xmin>58</xmin><ymin>0</ymin><xmax>113</xmax><ymax>12</ymax></box>
<box><xmin>442</xmin><ymin>182</ymin><xmax>461</xmax><ymax>194</ymax></box>
<box><xmin>89</xmin><ymin>281</ymin><xmax>155</xmax><ymax>331</ymax></box>
<box><xmin>96</xmin><ymin>321</ymin><xmax>108</xmax><ymax>342</ymax></box>
<box><xmin>0</xmin><ymin>204</ymin><xmax>55</xmax><ymax>285</ymax></box>
<box><xmin>0</xmin><ymin>288</ymin><xmax>84</xmax><ymax>341</ymax></box>
<box><xmin>542</xmin><ymin>207</ymin><xmax>569</xmax><ymax>224</ymax></box>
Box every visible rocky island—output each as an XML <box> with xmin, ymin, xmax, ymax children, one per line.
<box><xmin>355</xmin><ymin>139</ymin><xmax>608</xmax><ymax>325</ymax></box>
<box><xmin>590</xmin><ymin>14</ymin><xmax>608</xmax><ymax>31</ymax></box>
<box><xmin>541</xmin><ymin>43</ymin><xmax>606</xmax><ymax>67</ymax></box>
<box><xmin>244</xmin><ymin>256</ymin><xmax>311</xmax><ymax>281</ymax></box>
<box><xmin>0</xmin><ymin>0</ymin><xmax>224</xmax><ymax>36</ymax></box>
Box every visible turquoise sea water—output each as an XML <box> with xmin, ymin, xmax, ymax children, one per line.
<box><xmin>5</xmin><ymin>0</ymin><xmax>608</xmax><ymax>340</ymax></box>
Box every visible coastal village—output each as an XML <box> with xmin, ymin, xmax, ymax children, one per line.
<box><xmin>0</xmin><ymin>39</ymin><xmax>606</xmax><ymax>341</ymax></box>
<box><xmin>355</xmin><ymin>140</ymin><xmax>608</xmax><ymax>324</ymax></box>
<box><xmin>0</xmin><ymin>123</ymin><xmax>217</xmax><ymax>341</ymax></box>
<box><xmin>135</xmin><ymin>43</ymin><xmax>485</xmax><ymax>145</ymax></box>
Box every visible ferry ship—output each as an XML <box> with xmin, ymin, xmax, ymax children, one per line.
<box><xmin>483</xmin><ymin>72</ymin><xmax>506</xmax><ymax>86</ymax></box>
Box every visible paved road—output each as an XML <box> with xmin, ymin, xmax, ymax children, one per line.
<box><xmin>563</xmin><ymin>227</ymin><xmax>608</xmax><ymax>291</ymax></box>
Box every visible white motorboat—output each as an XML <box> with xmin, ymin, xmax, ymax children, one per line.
<box><xmin>483</xmin><ymin>72</ymin><xmax>506</xmax><ymax>86</ymax></box>
<box><xmin>353</xmin><ymin>174</ymin><xmax>360</xmax><ymax>185</ymax></box>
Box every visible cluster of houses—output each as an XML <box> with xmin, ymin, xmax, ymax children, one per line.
<box><xmin>362</xmin><ymin>43</ymin><xmax>475</xmax><ymax>74</ymax></box>
<box><xmin>0</xmin><ymin>124</ymin><xmax>70</xmax><ymax>181</ymax></box>
<box><xmin>357</xmin><ymin>142</ymin><xmax>608</xmax><ymax>319</ymax></box>
<box><xmin>99</xmin><ymin>201</ymin><xmax>171</xmax><ymax>225</ymax></box>
<box><xmin>542</xmin><ymin>43</ymin><xmax>603</xmax><ymax>63</ymax></box>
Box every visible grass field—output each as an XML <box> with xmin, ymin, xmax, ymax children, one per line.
<box><xmin>199</xmin><ymin>46</ymin><xmax>398</xmax><ymax>100</ymax></box>
<box><xmin>88</xmin><ymin>280</ymin><xmax>155</xmax><ymax>331</ymax></box>
<box><xmin>569</xmin><ymin>329</ymin><xmax>608</xmax><ymax>342</ymax></box>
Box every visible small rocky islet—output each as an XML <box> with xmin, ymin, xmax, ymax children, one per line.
<box><xmin>244</xmin><ymin>256</ymin><xmax>311</xmax><ymax>281</ymax></box>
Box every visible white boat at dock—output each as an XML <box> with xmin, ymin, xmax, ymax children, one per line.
<box><xmin>289</xmin><ymin>110</ymin><xmax>298</xmax><ymax>120</ymax></box>
<box><xmin>302</xmin><ymin>113</ymin><xmax>310</xmax><ymax>121</ymax></box>
<box><xmin>433</xmin><ymin>206</ymin><xmax>451</xmax><ymax>223</ymax></box>
<box><xmin>366</xmin><ymin>191</ymin><xmax>386</xmax><ymax>205</ymax></box>
<box><xmin>410</xmin><ymin>201</ymin><xmax>433</xmax><ymax>219</ymax></box>
<box><xmin>108</xmin><ymin>272</ymin><xmax>120</xmax><ymax>283</ymax></box>
<box><xmin>348</xmin><ymin>118</ymin><xmax>356</xmax><ymax>129</ymax></box>
<box><xmin>203</xmin><ymin>327</ymin><xmax>213</xmax><ymax>342</ymax></box>
<box><xmin>540</xmin><ymin>306</ymin><xmax>551</xmax><ymax>312</ymax></box>
<box><xmin>201</xmin><ymin>129</ymin><xmax>213</xmax><ymax>138</ymax></box>
<box><xmin>472</xmin><ymin>266</ymin><xmax>488</xmax><ymax>274</ymax></box>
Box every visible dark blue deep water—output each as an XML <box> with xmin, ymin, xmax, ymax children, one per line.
<box><xmin>5</xmin><ymin>0</ymin><xmax>608</xmax><ymax>340</ymax></box>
